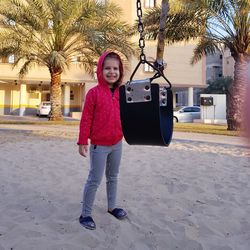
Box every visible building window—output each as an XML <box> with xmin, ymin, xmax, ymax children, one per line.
<box><xmin>70</xmin><ymin>90</ymin><xmax>74</xmax><ymax>100</ymax></box>
<box><xmin>46</xmin><ymin>93</ymin><xmax>50</xmax><ymax>101</ymax></box>
<box><xmin>71</xmin><ymin>57</ymin><xmax>77</xmax><ymax>63</ymax></box>
<box><xmin>93</xmin><ymin>65</ymin><xmax>97</xmax><ymax>79</ymax></box>
<box><xmin>144</xmin><ymin>63</ymin><xmax>154</xmax><ymax>72</ymax></box>
<box><xmin>144</xmin><ymin>0</ymin><xmax>156</xmax><ymax>8</ymax></box>
<box><xmin>0</xmin><ymin>55</ymin><xmax>15</xmax><ymax>64</ymax></box>
<box><xmin>96</xmin><ymin>0</ymin><xmax>106</xmax><ymax>4</ymax></box>
<box><xmin>72</xmin><ymin>56</ymin><xmax>81</xmax><ymax>64</ymax></box>
<box><xmin>29</xmin><ymin>92</ymin><xmax>39</xmax><ymax>99</ymax></box>
<box><xmin>48</xmin><ymin>20</ymin><xmax>53</xmax><ymax>29</ymax></box>
<box><xmin>5</xmin><ymin>19</ymin><xmax>16</xmax><ymax>26</ymax></box>
<box><xmin>8</xmin><ymin>55</ymin><xmax>15</xmax><ymax>64</ymax></box>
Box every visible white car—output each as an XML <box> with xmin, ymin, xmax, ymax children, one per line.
<box><xmin>173</xmin><ymin>106</ymin><xmax>201</xmax><ymax>123</ymax></box>
<box><xmin>37</xmin><ymin>101</ymin><xmax>51</xmax><ymax>116</ymax></box>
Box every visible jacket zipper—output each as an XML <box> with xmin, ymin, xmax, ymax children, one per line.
<box><xmin>112</xmin><ymin>89</ymin><xmax>116</xmax><ymax>144</ymax></box>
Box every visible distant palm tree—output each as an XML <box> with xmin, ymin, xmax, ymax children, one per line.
<box><xmin>143</xmin><ymin>0</ymin><xmax>250</xmax><ymax>131</ymax></box>
<box><xmin>191</xmin><ymin>0</ymin><xmax>250</xmax><ymax>131</ymax></box>
<box><xmin>0</xmin><ymin>0</ymin><xmax>135</xmax><ymax>121</ymax></box>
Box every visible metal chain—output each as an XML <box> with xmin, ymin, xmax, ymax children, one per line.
<box><xmin>136</xmin><ymin>0</ymin><xmax>146</xmax><ymax>62</ymax></box>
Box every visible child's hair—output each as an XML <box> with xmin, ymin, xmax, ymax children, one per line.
<box><xmin>103</xmin><ymin>52</ymin><xmax>124</xmax><ymax>86</ymax></box>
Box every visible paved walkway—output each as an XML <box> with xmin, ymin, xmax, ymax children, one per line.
<box><xmin>0</xmin><ymin>115</ymin><xmax>249</xmax><ymax>147</ymax></box>
<box><xmin>173</xmin><ymin>131</ymin><xmax>248</xmax><ymax>147</ymax></box>
<box><xmin>0</xmin><ymin>115</ymin><xmax>78</xmax><ymax>121</ymax></box>
<box><xmin>0</xmin><ymin>124</ymin><xmax>248</xmax><ymax>148</ymax></box>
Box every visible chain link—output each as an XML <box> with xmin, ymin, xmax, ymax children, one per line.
<box><xmin>136</xmin><ymin>0</ymin><xmax>146</xmax><ymax>62</ymax></box>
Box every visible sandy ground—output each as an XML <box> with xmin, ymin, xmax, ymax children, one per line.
<box><xmin>0</xmin><ymin>124</ymin><xmax>249</xmax><ymax>250</ymax></box>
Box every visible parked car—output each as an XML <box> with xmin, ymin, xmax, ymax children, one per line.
<box><xmin>37</xmin><ymin>101</ymin><xmax>51</xmax><ymax>117</ymax></box>
<box><xmin>173</xmin><ymin>106</ymin><xmax>201</xmax><ymax>123</ymax></box>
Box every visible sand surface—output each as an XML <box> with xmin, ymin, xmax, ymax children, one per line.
<box><xmin>0</xmin><ymin>124</ymin><xmax>249</xmax><ymax>250</ymax></box>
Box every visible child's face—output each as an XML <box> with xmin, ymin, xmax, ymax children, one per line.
<box><xmin>102</xmin><ymin>58</ymin><xmax>120</xmax><ymax>87</ymax></box>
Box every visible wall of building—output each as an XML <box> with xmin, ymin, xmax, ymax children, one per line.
<box><xmin>175</xmin><ymin>88</ymin><xmax>202</xmax><ymax>106</ymax></box>
<box><xmin>0</xmin><ymin>83</ymin><xmax>41</xmax><ymax>115</ymax></box>
<box><xmin>165</xmin><ymin>42</ymin><xmax>205</xmax><ymax>87</ymax></box>
<box><xmin>0</xmin><ymin>83</ymin><xmax>20</xmax><ymax>115</ymax></box>
<box><xmin>25</xmin><ymin>85</ymin><xmax>42</xmax><ymax>115</ymax></box>
<box><xmin>0</xmin><ymin>82</ymin><xmax>83</xmax><ymax>116</ymax></box>
<box><xmin>0</xmin><ymin>62</ymin><xmax>88</xmax><ymax>84</ymax></box>
<box><xmin>68</xmin><ymin>85</ymin><xmax>82</xmax><ymax>112</ymax></box>
<box><xmin>206</xmin><ymin>53</ymin><xmax>223</xmax><ymax>81</ymax></box>
<box><xmin>223</xmin><ymin>49</ymin><xmax>250</xmax><ymax>79</ymax></box>
<box><xmin>223</xmin><ymin>50</ymin><xmax>235</xmax><ymax>77</ymax></box>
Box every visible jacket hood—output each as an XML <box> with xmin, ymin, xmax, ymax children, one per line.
<box><xmin>97</xmin><ymin>51</ymin><xmax>124</xmax><ymax>88</ymax></box>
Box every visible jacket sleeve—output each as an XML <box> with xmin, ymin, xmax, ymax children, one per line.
<box><xmin>77</xmin><ymin>89</ymin><xmax>96</xmax><ymax>145</ymax></box>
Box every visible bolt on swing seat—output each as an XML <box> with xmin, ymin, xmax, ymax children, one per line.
<box><xmin>119</xmin><ymin>61</ymin><xmax>173</xmax><ymax>146</ymax></box>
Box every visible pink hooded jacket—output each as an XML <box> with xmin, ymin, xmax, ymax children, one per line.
<box><xmin>77</xmin><ymin>52</ymin><xmax>124</xmax><ymax>146</ymax></box>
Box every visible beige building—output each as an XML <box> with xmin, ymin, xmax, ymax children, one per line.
<box><xmin>206</xmin><ymin>53</ymin><xmax>223</xmax><ymax>82</ymax></box>
<box><xmin>0</xmin><ymin>0</ymin><xmax>206</xmax><ymax>117</ymax></box>
<box><xmin>222</xmin><ymin>50</ymin><xmax>235</xmax><ymax>78</ymax></box>
<box><xmin>223</xmin><ymin>49</ymin><xmax>250</xmax><ymax>79</ymax></box>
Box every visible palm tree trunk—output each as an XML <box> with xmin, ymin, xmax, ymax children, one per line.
<box><xmin>156</xmin><ymin>0</ymin><xmax>169</xmax><ymax>67</ymax></box>
<box><xmin>49</xmin><ymin>71</ymin><xmax>63</xmax><ymax>121</ymax></box>
<box><xmin>244</xmin><ymin>83</ymin><xmax>250</xmax><ymax>144</ymax></box>
<box><xmin>227</xmin><ymin>54</ymin><xmax>248</xmax><ymax>130</ymax></box>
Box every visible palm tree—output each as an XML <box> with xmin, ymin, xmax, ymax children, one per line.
<box><xmin>143</xmin><ymin>0</ymin><xmax>250</xmax><ymax>131</ymax></box>
<box><xmin>149</xmin><ymin>0</ymin><xmax>205</xmax><ymax>70</ymax></box>
<box><xmin>155</xmin><ymin>0</ymin><xmax>169</xmax><ymax>69</ymax></box>
<box><xmin>143</xmin><ymin>0</ymin><xmax>205</xmax><ymax>44</ymax></box>
<box><xmin>191</xmin><ymin>0</ymin><xmax>250</xmax><ymax>131</ymax></box>
<box><xmin>0</xmin><ymin>0</ymin><xmax>135</xmax><ymax>121</ymax></box>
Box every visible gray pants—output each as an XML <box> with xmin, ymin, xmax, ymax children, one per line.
<box><xmin>81</xmin><ymin>140</ymin><xmax>122</xmax><ymax>217</ymax></box>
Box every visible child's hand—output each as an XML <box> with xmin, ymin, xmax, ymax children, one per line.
<box><xmin>79</xmin><ymin>145</ymin><xmax>88</xmax><ymax>157</ymax></box>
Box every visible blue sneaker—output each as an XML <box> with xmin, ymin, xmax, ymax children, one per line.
<box><xmin>79</xmin><ymin>215</ymin><xmax>96</xmax><ymax>230</ymax></box>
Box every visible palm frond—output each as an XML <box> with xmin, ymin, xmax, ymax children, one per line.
<box><xmin>191</xmin><ymin>37</ymin><xmax>221</xmax><ymax>64</ymax></box>
<box><xmin>143</xmin><ymin>4</ymin><xmax>206</xmax><ymax>43</ymax></box>
<box><xmin>18</xmin><ymin>59</ymin><xmax>36</xmax><ymax>77</ymax></box>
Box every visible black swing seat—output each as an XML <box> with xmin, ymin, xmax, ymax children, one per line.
<box><xmin>119</xmin><ymin>78</ymin><xmax>173</xmax><ymax>146</ymax></box>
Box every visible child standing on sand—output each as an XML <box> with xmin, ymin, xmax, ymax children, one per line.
<box><xmin>77</xmin><ymin>51</ymin><xmax>127</xmax><ymax>230</ymax></box>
